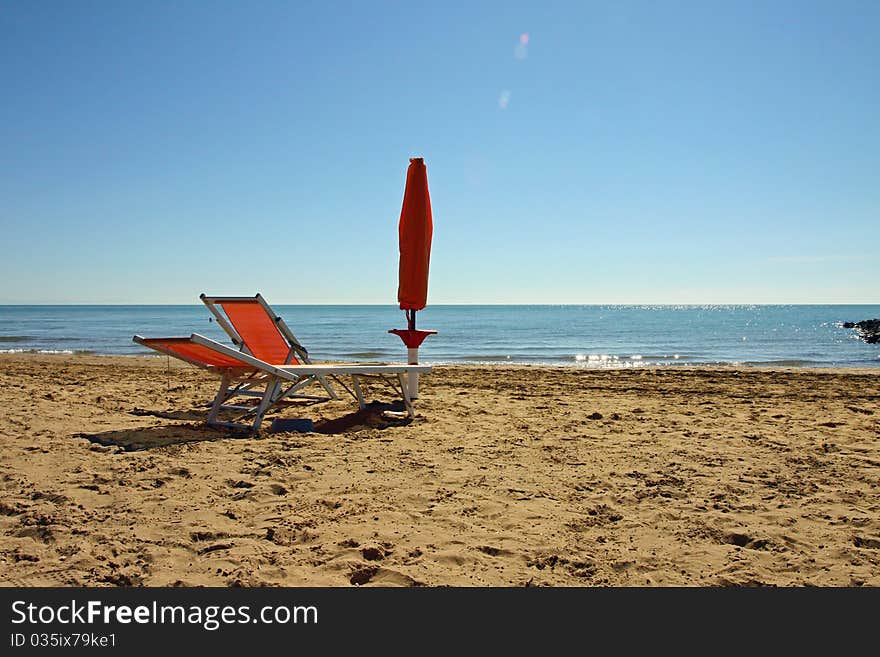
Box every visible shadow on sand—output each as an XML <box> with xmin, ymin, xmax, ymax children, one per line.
<box><xmin>312</xmin><ymin>400</ymin><xmax>413</xmax><ymax>434</ymax></box>
<box><xmin>75</xmin><ymin>400</ymin><xmax>413</xmax><ymax>451</ymax></box>
<box><xmin>74</xmin><ymin>423</ymin><xmax>247</xmax><ymax>451</ymax></box>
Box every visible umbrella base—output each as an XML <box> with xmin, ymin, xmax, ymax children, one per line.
<box><xmin>389</xmin><ymin>330</ymin><xmax>436</xmax><ymax>400</ymax></box>
<box><xmin>388</xmin><ymin>329</ymin><xmax>437</xmax><ymax>349</ymax></box>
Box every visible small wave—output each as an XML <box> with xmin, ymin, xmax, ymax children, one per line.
<box><xmin>573</xmin><ymin>359</ymin><xmax>652</xmax><ymax>369</ymax></box>
<box><xmin>0</xmin><ymin>348</ymin><xmax>93</xmax><ymax>355</ymax></box>
<box><xmin>740</xmin><ymin>359</ymin><xmax>823</xmax><ymax>367</ymax></box>
<box><xmin>0</xmin><ymin>335</ymin><xmax>83</xmax><ymax>344</ymax></box>
<box><xmin>444</xmin><ymin>353</ymin><xmax>704</xmax><ymax>368</ymax></box>
<box><xmin>451</xmin><ymin>354</ymin><xmax>515</xmax><ymax>362</ymax></box>
<box><xmin>341</xmin><ymin>351</ymin><xmax>388</xmax><ymax>359</ymax></box>
<box><xmin>572</xmin><ymin>353</ymin><xmax>649</xmax><ymax>363</ymax></box>
<box><xmin>575</xmin><ymin>354</ymin><xmax>619</xmax><ymax>363</ymax></box>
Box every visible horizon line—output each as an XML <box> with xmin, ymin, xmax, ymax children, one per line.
<box><xmin>2</xmin><ymin>301</ymin><xmax>879</xmax><ymax>307</ymax></box>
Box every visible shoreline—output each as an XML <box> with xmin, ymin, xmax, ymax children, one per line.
<box><xmin>2</xmin><ymin>351</ymin><xmax>879</xmax><ymax>374</ymax></box>
<box><xmin>1</xmin><ymin>352</ymin><xmax>878</xmax><ymax>586</ymax></box>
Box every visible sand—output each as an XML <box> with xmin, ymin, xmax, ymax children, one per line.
<box><xmin>0</xmin><ymin>353</ymin><xmax>878</xmax><ymax>587</ymax></box>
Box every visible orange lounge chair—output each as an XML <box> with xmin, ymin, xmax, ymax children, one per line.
<box><xmin>133</xmin><ymin>295</ymin><xmax>431</xmax><ymax>431</ymax></box>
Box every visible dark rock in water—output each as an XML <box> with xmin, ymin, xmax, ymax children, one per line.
<box><xmin>844</xmin><ymin>319</ymin><xmax>880</xmax><ymax>344</ymax></box>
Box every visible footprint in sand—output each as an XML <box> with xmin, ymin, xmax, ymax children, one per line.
<box><xmin>349</xmin><ymin>565</ymin><xmax>379</xmax><ymax>585</ymax></box>
<box><xmin>476</xmin><ymin>545</ymin><xmax>516</xmax><ymax>558</ymax></box>
<box><xmin>846</xmin><ymin>406</ymin><xmax>874</xmax><ymax>415</ymax></box>
<box><xmin>3</xmin><ymin>568</ymin><xmax>81</xmax><ymax>587</ymax></box>
<box><xmin>721</xmin><ymin>532</ymin><xmax>771</xmax><ymax>550</ymax></box>
<box><xmin>361</xmin><ymin>545</ymin><xmax>386</xmax><ymax>561</ymax></box>
<box><xmin>348</xmin><ymin>565</ymin><xmax>420</xmax><ymax>587</ymax></box>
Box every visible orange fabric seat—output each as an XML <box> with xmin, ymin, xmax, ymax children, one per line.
<box><xmin>138</xmin><ymin>337</ymin><xmax>252</xmax><ymax>369</ymax></box>
<box><xmin>215</xmin><ymin>300</ymin><xmax>296</xmax><ymax>364</ymax></box>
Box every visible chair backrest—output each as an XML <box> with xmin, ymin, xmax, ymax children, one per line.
<box><xmin>200</xmin><ymin>295</ymin><xmax>307</xmax><ymax>365</ymax></box>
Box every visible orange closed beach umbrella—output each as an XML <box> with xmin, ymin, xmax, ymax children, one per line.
<box><xmin>390</xmin><ymin>157</ymin><xmax>436</xmax><ymax>398</ymax></box>
<box><xmin>397</xmin><ymin>157</ymin><xmax>433</xmax><ymax>317</ymax></box>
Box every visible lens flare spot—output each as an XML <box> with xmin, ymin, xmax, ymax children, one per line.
<box><xmin>514</xmin><ymin>32</ymin><xmax>530</xmax><ymax>59</ymax></box>
<box><xmin>498</xmin><ymin>90</ymin><xmax>510</xmax><ymax>109</ymax></box>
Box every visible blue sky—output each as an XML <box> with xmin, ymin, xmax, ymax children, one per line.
<box><xmin>1</xmin><ymin>1</ymin><xmax>877</xmax><ymax>304</ymax></box>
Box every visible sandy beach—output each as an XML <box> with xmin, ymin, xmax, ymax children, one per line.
<box><xmin>0</xmin><ymin>353</ymin><xmax>878</xmax><ymax>587</ymax></box>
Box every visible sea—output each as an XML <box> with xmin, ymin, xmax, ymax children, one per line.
<box><xmin>0</xmin><ymin>304</ymin><xmax>878</xmax><ymax>368</ymax></box>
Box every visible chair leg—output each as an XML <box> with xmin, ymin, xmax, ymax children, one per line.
<box><xmin>207</xmin><ymin>372</ymin><xmax>232</xmax><ymax>425</ymax></box>
<box><xmin>315</xmin><ymin>374</ymin><xmax>339</xmax><ymax>400</ymax></box>
<box><xmin>351</xmin><ymin>375</ymin><xmax>366</xmax><ymax>409</ymax></box>
<box><xmin>252</xmin><ymin>377</ymin><xmax>282</xmax><ymax>432</ymax></box>
<box><xmin>397</xmin><ymin>373</ymin><xmax>415</xmax><ymax>418</ymax></box>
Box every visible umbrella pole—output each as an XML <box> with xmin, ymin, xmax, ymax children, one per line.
<box><xmin>389</xmin><ymin>314</ymin><xmax>435</xmax><ymax>405</ymax></box>
<box><xmin>407</xmin><ymin>310</ymin><xmax>420</xmax><ymax>399</ymax></box>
